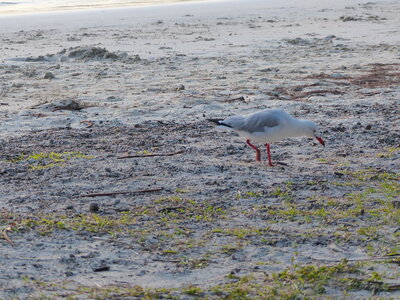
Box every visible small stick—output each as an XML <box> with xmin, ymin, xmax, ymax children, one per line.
<box><xmin>2</xmin><ymin>226</ymin><xmax>16</xmax><ymax>247</ymax></box>
<box><xmin>80</xmin><ymin>120</ymin><xmax>94</xmax><ymax>128</ymax></box>
<box><xmin>92</xmin><ymin>237</ymin><xmax>138</xmax><ymax>254</ymax></box>
<box><xmin>223</xmin><ymin>96</ymin><xmax>246</xmax><ymax>103</ymax></box>
<box><xmin>353</xmin><ymin>280</ymin><xmax>400</xmax><ymax>291</ymax></box>
<box><xmin>117</xmin><ymin>150</ymin><xmax>184</xmax><ymax>159</ymax></box>
<box><xmin>310</xmin><ymin>255</ymin><xmax>400</xmax><ymax>262</ymax></box>
<box><xmin>388</xmin><ymin>284</ymin><xmax>400</xmax><ymax>290</ymax></box>
<box><xmin>80</xmin><ymin>187</ymin><xmax>162</xmax><ymax>198</ymax></box>
<box><xmin>152</xmin><ymin>258</ymin><xmax>181</xmax><ymax>263</ymax></box>
<box><xmin>295</xmin><ymin>89</ymin><xmax>344</xmax><ymax>99</ymax></box>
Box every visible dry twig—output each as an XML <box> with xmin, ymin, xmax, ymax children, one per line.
<box><xmin>2</xmin><ymin>226</ymin><xmax>16</xmax><ymax>247</ymax></box>
<box><xmin>117</xmin><ymin>150</ymin><xmax>184</xmax><ymax>159</ymax></box>
<box><xmin>295</xmin><ymin>89</ymin><xmax>344</xmax><ymax>99</ymax></box>
<box><xmin>152</xmin><ymin>258</ymin><xmax>181</xmax><ymax>263</ymax></box>
<box><xmin>80</xmin><ymin>120</ymin><xmax>94</xmax><ymax>128</ymax></box>
<box><xmin>92</xmin><ymin>237</ymin><xmax>138</xmax><ymax>254</ymax></box>
<box><xmin>310</xmin><ymin>254</ymin><xmax>400</xmax><ymax>262</ymax></box>
<box><xmin>223</xmin><ymin>96</ymin><xmax>247</xmax><ymax>103</ymax></box>
<box><xmin>80</xmin><ymin>187</ymin><xmax>163</xmax><ymax>198</ymax></box>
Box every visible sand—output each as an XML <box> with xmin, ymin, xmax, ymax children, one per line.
<box><xmin>0</xmin><ymin>0</ymin><xmax>399</xmax><ymax>298</ymax></box>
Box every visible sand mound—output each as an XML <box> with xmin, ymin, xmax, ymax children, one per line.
<box><xmin>20</xmin><ymin>46</ymin><xmax>142</xmax><ymax>63</ymax></box>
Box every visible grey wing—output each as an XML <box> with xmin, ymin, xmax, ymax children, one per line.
<box><xmin>243</xmin><ymin>111</ymin><xmax>282</xmax><ymax>133</ymax></box>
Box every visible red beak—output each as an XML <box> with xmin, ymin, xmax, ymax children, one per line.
<box><xmin>315</xmin><ymin>136</ymin><xmax>325</xmax><ymax>147</ymax></box>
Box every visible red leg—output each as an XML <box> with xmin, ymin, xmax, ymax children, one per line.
<box><xmin>266</xmin><ymin>144</ymin><xmax>274</xmax><ymax>167</ymax></box>
<box><xmin>246</xmin><ymin>139</ymin><xmax>261</xmax><ymax>162</ymax></box>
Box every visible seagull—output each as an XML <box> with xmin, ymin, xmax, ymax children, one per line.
<box><xmin>209</xmin><ymin>109</ymin><xmax>325</xmax><ymax>166</ymax></box>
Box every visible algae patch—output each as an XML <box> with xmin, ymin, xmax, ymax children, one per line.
<box><xmin>8</xmin><ymin>151</ymin><xmax>94</xmax><ymax>170</ymax></box>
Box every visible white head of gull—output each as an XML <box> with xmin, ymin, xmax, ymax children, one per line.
<box><xmin>209</xmin><ymin>109</ymin><xmax>325</xmax><ymax>166</ymax></box>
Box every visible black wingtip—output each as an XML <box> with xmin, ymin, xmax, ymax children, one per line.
<box><xmin>207</xmin><ymin>118</ymin><xmax>232</xmax><ymax>128</ymax></box>
<box><xmin>207</xmin><ymin>118</ymin><xmax>223</xmax><ymax>125</ymax></box>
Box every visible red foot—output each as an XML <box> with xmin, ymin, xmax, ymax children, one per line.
<box><xmin>246</xmin><ymin>139</ymin><xmax>261</xmax><ymax>162</ymax></box>
<box><xmin>266</xmin><ymin>144</ymin><xmax>274</xmax><ymax>167</ymax></box>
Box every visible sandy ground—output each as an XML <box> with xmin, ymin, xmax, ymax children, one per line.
<box><xmin>0</xmin><ymin>0</ymin><xmax>399</xmax><ymax>298</ymax></box>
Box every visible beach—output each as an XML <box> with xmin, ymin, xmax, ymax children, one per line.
<box><xmin>0</xmin><ymin>0</ymin><xmax>399</xmax><ymax>298</ymax></box>
<box><xmin>0</xmin><ymin>0</ymin><xmax>215</xmax><ymax>15</ymax></box>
